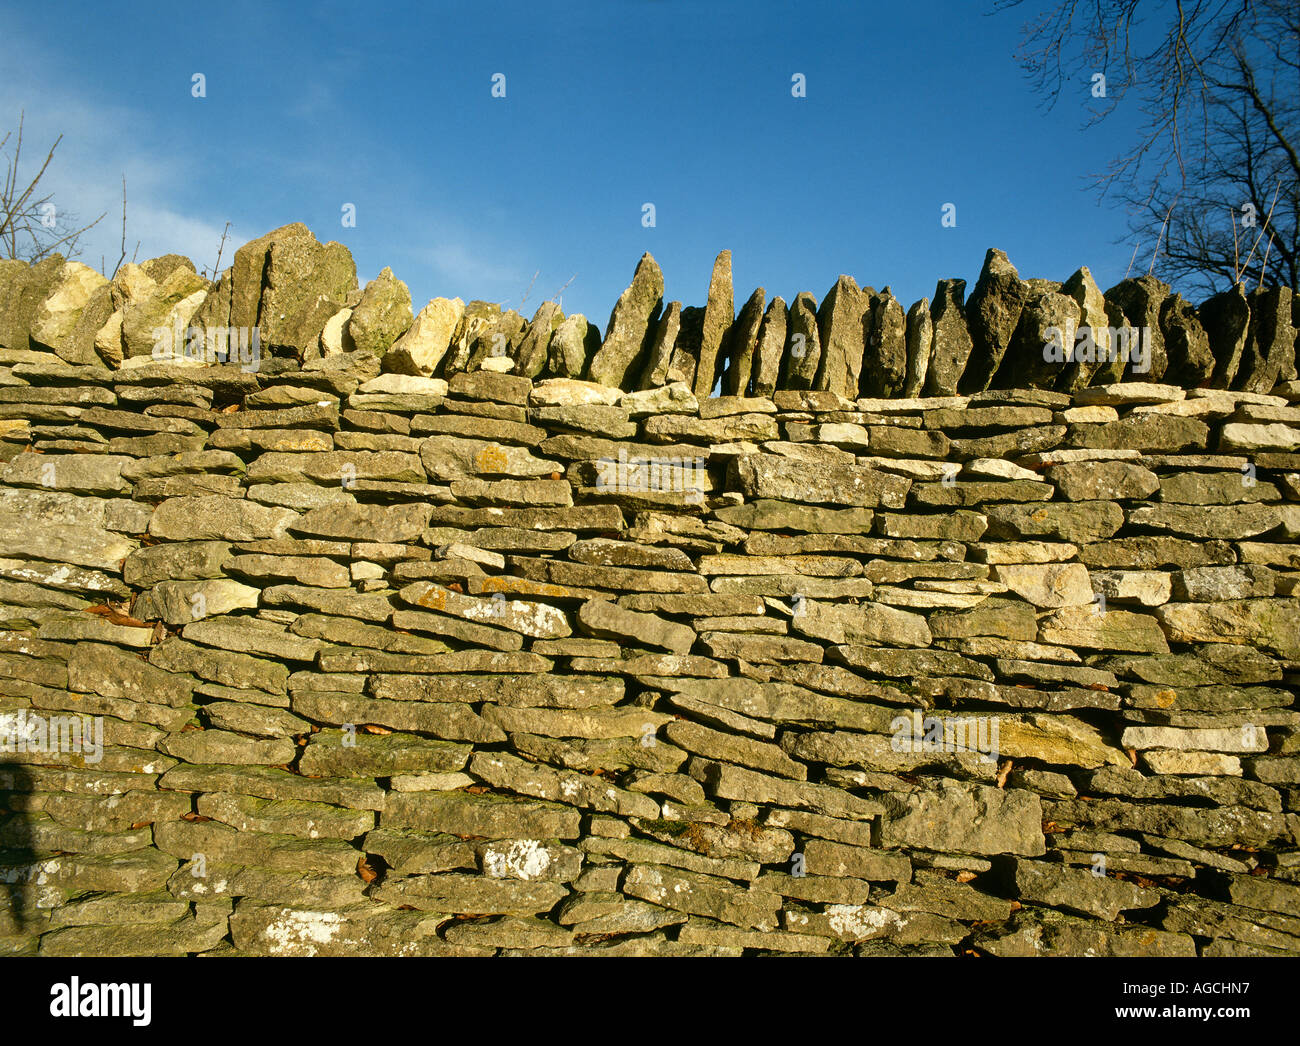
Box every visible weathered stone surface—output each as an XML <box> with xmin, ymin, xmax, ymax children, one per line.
<box><xmin>546</xmin><ymin>313</ymin><xmax>599</xmax><ymax>380</ymax></box>
<box><xmin>587</xmin><ymin>253</ymin><xmax>664</xmax><ymax>389</ymax></box>
<box><xmin>1236</xmin><ymin>286</ymin><xmax>1295</xmax><ymax>392</ymax></box>
<box><xmin>879</xmin><ymin>781</ymin><xmax>1044</xmax><ymax>856</ymax></box>
<box><xmin>975</xmin><ymin>908</ymin><xmax>1195</xmax><ymax>957</ymax></box>
<box><xmin>347</xmin><ymin>267</ymin><xmax>413</xmax><ymax>357</ymax></box>
<box><xmin>1202</xmin><ymin>284</ymin><xmax>1252</xmax><ymax>387</ymax></box>
<box><xmin>750</xmin><ymin>297</ymin><xmax>788</xmax><ymax>397</ymax></box>
<box><xmin>996</xmin><ymin>288</ymin><xmax>1081</xmax><ymax>390</ymax></box>
<box><xmin>730</xmin><ymin>454</ymin><xmax>909</xmax><ymax>508</ymax></box>
<box><xmin>923</xmin><ymin>279</ymin><xmax>974</xmax><ymax>396</ymax></box>
<box><xmin>693</xmin><ymin>250</ymin><xmax>735</xmax><ymax>399</ymax></box>
<box><xmin>985</xmin><ymin>501</ymin><xmax>1123</xmax><ymax>544</ymax></box>
<box><xmin>1038</xmin><ymin>605</ymin><xmax>1170</xmax><ymax>652</ymax></box>
<box><xmin>1045</xmin><ymin>460</ymin><xmax>1158</xmax><ymax>501</ymax></box>
<box><xmin>721</xmin><ymin>287</ymin><xmax>765</xmax><ymax>397</ymax></box>
<box><xmin>1102</xmin><ymin>275</ymin><xmax>1170</xmax><ymax>382</ymax></box>
<box><xmin>288</xmin><ymin>502</ymin><xmax>431</xmax><ymax>542</ymax></box>
<box><xmin>0</xmin><ymin>255</ymin><xmax>64</xmax><ymax>353</ymax></box>
<box><xmin>1154</xmin><ymin>599</ymin><xmax>1300</xmax><ymax>659</ymax></box>
<box><xmin>119</xmin><ymin>266</ymin><xmax>210</xmax><ymax>361</ymax></box>
<box><xmin>992</xmin><ymin>562</ymin><xmax>1093</xmax><ymax>607</ymax></box>
<box><xmin>576</xmin><ymin>597</ymin><xmax>694</xmax><ymax>653</ymax></box>
<box><xmin>1160</xmin><ymin>292</ymin><xmax>1214</xmax><ymax>387</ymax></box>
<box><xmin>813</xmin><ymin>275</ymin><xmax>867</xmax><ymax>399</ymax></box>
<box><xmin>4</xmin><ymin>238</ymin><xmax>1299</xmax><ymax>957</ymax></box>
<box><xmin>780</xmin><ymin>292</ymin><xmax>822</xmax><ymax>389</ymax></box>
<box><xmin>900</xmin><ymin>297</ymin><xmax>933</xmax><ymax>397</ymax></box>
<box><xmin>30</xmin><ymin>262</ymin><xmax>109</xmax><ymax>363</ymax></box>
<box><xmin>1129</xmin><ymin>503</ymin><xmax>1280</xmax><ymax>539</ymax></box>
<box><xmin>400</xmin><ymin>581</ymin><xmax>570</xmax><ymax>639</ymax></box>
<box><xmin>149</xmin><ymin>496</ymin><xmax>297</xmax><ymax>542</ymax></box>
<box><xmin>382</xmin><ymin>296</ymin><xmax>464</xmax><ymax>376</ymax></box>
<box><xmin>960</xmin><ymin>249</ymin><xmax>1027</xmax><ymax>392</ymax></box>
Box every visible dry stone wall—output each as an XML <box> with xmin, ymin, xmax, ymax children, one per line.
<box><xmin>1</xmin><ymin>224</ymin><xmax>1299</xmax><ymax>957</ymax></box>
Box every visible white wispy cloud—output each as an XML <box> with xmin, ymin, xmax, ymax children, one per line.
<box><xmin>0</xmin><ymin>25</ymin><xmax>248</xmax><ymax>274</ymax></box>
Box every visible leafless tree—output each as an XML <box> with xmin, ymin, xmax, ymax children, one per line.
<box><xmin>997</xmin><ymin>0</ymin><xmax>1298</xmax><ymax>294</ymax></box>
<box><xmin>0</xmin><ymin>111</ymin><xmax>106</xmax><ymax>263</ymax></box>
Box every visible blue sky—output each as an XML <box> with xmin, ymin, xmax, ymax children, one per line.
<box><xmin>3</xmin><ymin>0</ymin><xmax>1153</xmax><ymax>323</ymax></box>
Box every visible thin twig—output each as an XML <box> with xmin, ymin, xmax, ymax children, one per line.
<box><xmin>518</xmin><ymin>269</ymin><xmax>539</xmax><ymax>308</ymax></box>
<box><xmin>210</xmin><ymin>221</ymin><xmax>231</xmax><ymax>278</ymax></box>
<box><xmin>1238</xmin><ymin>177</ymin><xmax>1282</xmax><ymax>281</ymax></box>
<box><xmin>1231</xmin><ymin>207</ymin><xmax>1240</xmax><ymax>284</ymax></box>
<box><xmin>111</xmin><ymin>175</ymin><xmax>127</xmax><ymax>278</ymax></box>
<box><xmin>1258</xmin><ymin>231</ymin><xmax>1275</xmax><ymax>289</ymax></box>
<box><xmin>1148</xmin><ymin>200</ymin><xmax>1176</xmax><ymax>275</ymax></box>
<box><xmin>1124</xmin><ymin>240</ymin><xmax>1141</xmax><ymax>279</ymax></box>
<box><xmin>548</xmin><ymin>274</ymin><xmax>576</xmax><ymax>305</ymax></box>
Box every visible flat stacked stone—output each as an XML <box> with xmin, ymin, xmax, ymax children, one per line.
<box><xmin>0</xmin><ymin>231</ymin><xmax>1296</xmax><ymax>957</ymax></box>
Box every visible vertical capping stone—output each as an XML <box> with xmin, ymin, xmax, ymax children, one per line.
<box><xmin>995</xmin><ymin>288</ymin><xmax>1081</xmax><ymax>390</ymax></box>
<box><xmin>637</xmin><ymin>301</ymin><xmax>683</xmax><ymax>390</ymax></box>
<box><xmin>347</xmin><ymin>266</ymin><xmax>414</xmax><ymax>359</ymax></box>
<box><xmin>514</xmin><ymin>301</ymin><xmax>565</xmax><ymax>379</ymax></box>
<box><xmin>923</xmin><ymin>278</ymin><xmax>973</xmax><ymax>396</ymax></box>
<box><xmin>382</xmin><ymin>296</ymin><xmax>466</xmax><ymax>377</ymax></box>
<box><xmin>693</xmin><ymin>249</ymin><xmax>735</xmax><ymax>399</ymax></box>
<box><xmin>959</xmin><ymin>248</ymin><xmax>1026</xmax><ymax>393</ymax></box>
<box><xmin>1159</xmin><ymin>292</ymin><xmax>1214</xmax><ymax>388</ymax></box>
<box><xmin>813</xmin><ymin>274</ymin><xmax>867</xmax><ymax>399</ymax></box>
<box><xmin>1235</xmin><ymin>286</ymin><xmax>1296</xmax><ymax>392</ymax></box>
<box><xmin>901</xmin><ymin>297</ymin><xmax>933</xmax><ymax>397</ymax></box>
<box><xmin>466</xmin><ymin>309</ymin><xmax>526</xmax><ymax>372</ymax></box>
<box><xmin>862</xmin><ymin>287</ymin><xmax>907</xmax><ymax>398</ymax></box>
<box><xmin>1201</xmin><ymin>283</ymin><xmax>1251</xmax><ymax>389</ymax></box>
<box><xmin>781</xmin><ymin>292</ymin><xmax>822</xmax><ymax>390</ymax></box>
<box><xmin>724</xmin><ymin>287</ymin><xmax>766</xmax><ymax>396</ymax></box>
<box><xmin>1102</xmin><ymin>275</ymin><xmax>1170</xmax><ymax>383</ymax></box>
<box><xmin>30</xmin><ymin>261</ymin><xmax>110</xmax><ymax>364</ymax></box>
<box><xmin>546</xmin><ymin>312</ymin><xmax>599</xmax><ymax>379</ymax></box>
<box><xmin>1057</xmin><ymin>265</ymin><xmax>1112</xmax><ymax>392</ymax></box>
<box><xmin>443</xmin><ymin>300</ymin><xmax>502</xmax><ymax>376</ymax></box>
<box><xmin>751</xmin><ymin>296</ymin><xmax>788</xmax><ymax>398</ymax></box>
<box><xmin>670</xmin><ymin>305</ymin><xmax>704</xmax><ymax>391</ymax></box>
<box><xmin>587</xmin><ymin>252</ymin><xmax>664</xmax><ymax>390</ymax></box>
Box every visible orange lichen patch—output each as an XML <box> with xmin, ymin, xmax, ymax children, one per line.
<box><xmin>477</xmin><ymin>576</ymin><xmax>572</xmax><ymax>599</ymax></box>
<box><xmin>474</xmin><ymin>444</ymin><xmax>508</xmax><ymax>472</ymax></box>
<box><xmin>414</xmin><ymin>586</ymin><xmax>450</xmax><ymax>612</ymax></box>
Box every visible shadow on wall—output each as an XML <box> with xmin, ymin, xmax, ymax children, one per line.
<box><xmin>0</xmin><ymin>761</ymin><xmax>35</xmax><ymax>939</ymax></box>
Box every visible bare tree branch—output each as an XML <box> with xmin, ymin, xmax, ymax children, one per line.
<box><xmin>997</xmin><ymin>0</ymin><xmax>1298</xmax><ymax>294</ymax></box>
<box><xmin>0</xmin><ymin>111</ymin><xmax>107</xmax><ymax>263</ymax></box>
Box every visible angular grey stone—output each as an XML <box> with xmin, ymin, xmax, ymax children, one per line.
<box><xmin>750</xmin><ymin>296</ymin><xmax>788</xmax><ymax>398</ymax></box>
<box><xmin>862</xmin><ymin>288</ymin><xmax>907</xmax><ymax>397</ymax></box>
<box><xmin>813</xmin><ymin>275</ymin><xmax>867</xmax><ymax>399</ymax></box>
<box><xmin>347</xmin><ymin>267</ymin><xmax>413</xmax><ymax>357</ymax></box>
<box><xmin>1202</xmin><ymin>284</ymin><xmax>1251</xmax><ymax>388</ymax></box>
<box><xmin>879</xmin><ymin>781</ymin><xmax>1045</xmax><ymax>856</ymax></box>
<box><xmin>1159</xmin><ymin>292</ymin><xmax>1214</xmax><ymax>387</ymax></box>
<box><xmin>149</xmin><ymin>496</ymin><xmax>297</xmax><ymax>542</ymax></box>
<box><xmin>587</xmin><ymin>253</ymin><xmax>664</xmax><ymax>389</ymax></box>
<box><xmin>723</xmin><ymin>286</ymin><xmax>765</xmax><ymax>396</ymax></box>
<box><xmin>693</xmin><ymin>250</ymin><xmax>734</xmax><ymax>399</ymax></box>
<box><xmin>959</xmin><ymin>249</ymin><xmax>1026</xmax><ymax>392</ymax></box>
<box><xmin>901</xmin><ymin>297</ymin><xmax>932</xmax><ymax>397</ymax></box>
<box><xmin>780</xmin><ymin>292</ymin><xmax>821</xmax><ymax>390</ymax></box>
